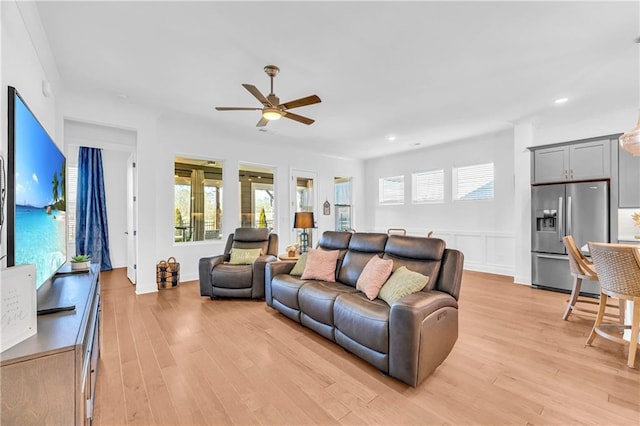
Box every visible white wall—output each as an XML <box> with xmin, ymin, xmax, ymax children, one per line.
<box><xmin>155</xmin><ymin>112</ymin><xmax>364</xmax><ymax>285</ymax></box>
<box><xmin>61</xmin><ymin>91</ymin><xmax>160</xmax><ymax>293</ymax></box>
<box><xmin>65</xmin><ymin>120</ymin><xmax>136</xmax><ymax>269</ymax></box>
<box><xmin>510</xmin><ymin>106</ymin><xmax>637</xmax><ymax>285</ymax></box>
<box><xmin>364</xmin><ymin>130</ymin><xmax>516</xmax><ymax>275</ymax></box>
<box><xmin>59</xmin><ymin>96</ymin><xmax>365</xmax><ymax>293</ymax></box>
<box><xmin>1</xmin><ymin>0</ymin><xmax>61</xmax><ymax>266</ymax></box>
<box><xmin>7</xmin><ymin>0</ymin><xmax>633</xmax><ymax>289</ymax></box>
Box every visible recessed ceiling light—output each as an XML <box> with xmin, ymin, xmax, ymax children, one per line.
<box><xmin>554</xmin><ymin>97</ymin><xmax>569</xmax><ymax>104</ymax></box>
<box><xmin>387</xmin><ymin>135</ymin><xmax>396</xmax><ymax>141</ymax></box>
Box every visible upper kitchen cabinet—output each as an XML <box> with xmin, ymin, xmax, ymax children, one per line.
<box><xmin>532</xmin><ymin>146</ymin><xmax>568</xmax><ymax>183</ymax></box>
<box><xmin>618</xmin><ymin>145</ymin><xmax>640</xmax><ymax>208</ymax></box>
<box><xmin>532</xmin><ymin>138</ymin><xmax>611</xmax><ymax>184</ymax></box>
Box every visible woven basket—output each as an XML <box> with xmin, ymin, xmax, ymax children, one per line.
<box><xmin>156</xmin><ymin>256</ymin><xmax>180</xmax><ymax>289</ymax></box>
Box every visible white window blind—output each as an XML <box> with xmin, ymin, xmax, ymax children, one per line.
<box><xmin>453</xmin><ymin>162</ymin><xmax>494</xmax><ymax>201</ymax></box>
<box><xmin>412</xmin><ymin>170</ymin><xmax>444</xmax><ymax>203</ymax></box>
<box><xmin>379</xmin><ymin>175</ymin><xmax>404</xmax><ymax>205</ymax></box>
<box><xmin>67</xmin><ymin>166</ymin><xmax>78</xmax><ymax>243</ymax></box>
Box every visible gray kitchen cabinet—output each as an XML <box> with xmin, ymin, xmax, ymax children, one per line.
<box><xmin>532</xmin><ymin>138</ymin><xmax>611</xmax><ymax>183</ymax></box>
<box><xmin>619</xmin><ymin>144</ymin><xmax>640</xmax><ymax>207</ymax></box>
<box><xmin>533</xmin><ymin>146</ymin><xmax>568</xmax><ymax>183</ymax></box>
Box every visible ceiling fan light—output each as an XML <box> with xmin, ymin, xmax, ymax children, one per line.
<box><xmin>619</xmin><ymin>111</ymin><xmax>640</xmax><ymax>157</ymax></box>
<box><xmin>262</xmin><ymin>107</ymin><xmax>282</xmax><ymax>121</ymax></box>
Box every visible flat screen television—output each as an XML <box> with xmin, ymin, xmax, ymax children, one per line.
<box><xmin>7</xmin><ymin>86</ymin><xmax>67</xmax><ymax>289</ymax></box>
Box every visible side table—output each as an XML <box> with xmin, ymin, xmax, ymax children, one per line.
<box><xmin>278</xmin><ymin>253</ymin><xmax>300</xmax><ymax>261</ymax></box>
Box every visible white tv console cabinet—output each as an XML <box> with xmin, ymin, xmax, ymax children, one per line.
<box><xmin>1</xmin><ymin>264</ymin><xmax>101</xmax><ymax>425</ymax></box>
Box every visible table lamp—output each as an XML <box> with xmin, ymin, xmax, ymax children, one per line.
<box><xmin>294</xmin><ymin>212</ymin><xmax>315</xmax><ymax>253</ymax></box>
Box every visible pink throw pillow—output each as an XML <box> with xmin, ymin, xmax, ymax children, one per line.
<box><xmin>300</xmin><ymin>248</ymin><xmax>340</xmax><ymax>282</ymax></box>
<box><xmin>356</xmin><ymin>256</ymin><xmax>394</xmax><ymax>300</ymax></box>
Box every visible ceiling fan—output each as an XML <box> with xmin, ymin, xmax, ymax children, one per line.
<box><xmin>215</xmin><ymin>65</ymin><xmax>321</xmax><ymax>127</ymax></box>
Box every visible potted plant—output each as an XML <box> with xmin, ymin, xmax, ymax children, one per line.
<box><xmin>71</xmin><ymin>254</ymin><xmax>91</xmax><ymax>271</ymax></box>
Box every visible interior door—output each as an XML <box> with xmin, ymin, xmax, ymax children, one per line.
<box><xmin>126</xmin><ymin>152</ymin><xmax>138</xmax><ymax>284</ymax></box>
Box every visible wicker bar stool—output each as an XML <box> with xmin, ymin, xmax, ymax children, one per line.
<box><xmin>587</xmin><ymin>242</ymin><xmax>640</xmax><ymax>368</ymax></box>
<box><xmin>562</xmin><ymin>236</ymin><xmax>623</xmax><ymax>321</ymax></box>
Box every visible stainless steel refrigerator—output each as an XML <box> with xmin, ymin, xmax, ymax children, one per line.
<box><xmin>531</xmin><ymin>181</ymin><xmax>609</xmax><ymax>295</ymax></box>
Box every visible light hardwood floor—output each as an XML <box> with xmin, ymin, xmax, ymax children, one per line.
<box><xmin>94</xmin><ymin>269</ymin><xmax>640</xmax><ymax>425</ymax></box>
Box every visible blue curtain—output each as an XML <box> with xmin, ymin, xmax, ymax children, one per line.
<box><xmin>76</xmin><ymin>147</ymin><xmax>112</xmax><ymax>271</ymax></box>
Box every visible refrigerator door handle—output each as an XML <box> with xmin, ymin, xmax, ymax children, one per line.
<box><xmin>567</xmin><ymin>195</ymin><xmax>572</xmax><ymax>237</ymax></box>
<box><xmin>558</xmin><ymin>196</ymin><xmax>563</xmax><ymax>241</ymax></box>
<box><xmin>536</xmin><ymin>253</ymin><xmax>568</xmax><ymax>261</ymax></box>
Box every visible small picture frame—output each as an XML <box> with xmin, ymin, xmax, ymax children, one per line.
<box><xmin>323</xmin><ymin>200</ymin><xmax>331</xmax><ymax>215</ymax></box>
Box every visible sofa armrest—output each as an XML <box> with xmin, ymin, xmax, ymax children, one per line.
<box><xmin>265</xmin><ymin>261</ymin><xmax>297</xmax><ymax>306</ymax></box>
<box><xmin>198</xmin><ymin>254</ymin><xmax>226</xmax><ymax>296</ymax></box>
<box><xmin>389</xmin><ymin>290</ymin><xmax>458</xmax><ymax>386</ymax></box>
<box><xmin>251</xmin><ymin>254</ymin><xmax>278</xmax><ymax>299</ymax></box>
<box><xmin>435</xmin><ymin>249</ymin><xmax>464</xmax><ymax>300</ymax></box>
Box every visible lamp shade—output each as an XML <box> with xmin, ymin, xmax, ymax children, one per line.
<box><xmin>294</xmin><ymin>212</ymin><xmax>315</xmax><ymax>229</ymax></box>
<box><xmin>619</xmin><ymin>111</ymin><xmax>640</xmax><ymax>157</ymax></box>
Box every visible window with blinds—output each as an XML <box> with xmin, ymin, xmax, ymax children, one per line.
<box><xmin>334</xmin><ymin>177</ymin><xmax>352</xmax><ymax>231</ymax></box>
<box><xmin>412</xmin><ymin>169</ymin><xmax>444</xmax><ymax>203</ymax></box>
<box><xmin>379</xmin><ymin>175</ymin><xmax>404</xmax><ymax>205</ymax></box>
<box><xmin>67</xmin><ymin>166</ymin><xmax>77</xmax><ymax>243</ymax></box>
<box><xmin>453</xmin><ymin>162</ymin><xmax>494</xmax><ymax>201</ymax></box>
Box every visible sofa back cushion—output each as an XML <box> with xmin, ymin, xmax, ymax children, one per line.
<box><xmin>226</xmin><ymin>228</ymin><xmax>278</xmax><ymax>257</ymax></box>
<box><xmin>382</xmin><ymin>235</ymin><xmax>445</xmax><ymax>290</ymax></box>
<box><xmin>318</xmin><ymin>231</ymin><xmax>352</xmax><ymax>251</ymax></box>
<box><xmin>230</xmin><ymin>228</ymin><xmax>272</xmax><ymax>256</ymax></box>
<box><xmin>338</xmin><ymin>233</ymin><xmax>388</xmax><ymax>287</ymax></box>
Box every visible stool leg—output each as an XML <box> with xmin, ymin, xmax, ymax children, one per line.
<box><xmin>627</xmin><ymin>299</ymin><xmax>639</xmax><ymax>368</ymax></box>
<box><xmin>587</xmin><ymin>292</ymin><xmax>607</xmax><ymax>346</ymax></box>
<box><xmin>618</xmin><ymin>299</ymin><xmax>626</xmax><ymax>325</ymax></box>
<box><xmin>563</xmin><ymin>276</ymin><xmax>582</xmax><ymax>320</ymax></box>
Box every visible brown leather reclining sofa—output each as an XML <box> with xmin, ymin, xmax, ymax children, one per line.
<box><xmin>265</xmin><ymin>231</ymin><xmax>464</xmax><ymax>387</ymax></box>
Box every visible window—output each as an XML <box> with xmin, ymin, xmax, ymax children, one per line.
<box><xmin>412</xmin><ymin>169</ymin><xmax>444</xmax><ymax>203</ymax></box>
<box><xmin>334</xmin><ymin>177</ymin><xmax>352</xmax><ymax>231</ymax></box>
<box><xmin>239</xmin><ymin>164</ymin><xmax>275</xmax><ymax>230</ymax></box>
<box><xmin>293</xmin><ymin>174</ymin><xmax>315</xmax><ymax>249</ymax></box>
<box><xmin>67</xmin><ymin>165</ymin><xmax>78</xmax><ymax>243</ymax></box>
<box><xmin>452</xmin><ymin>162</ymin><xmax>494</xmax><ymax>201</ymax></box>
<box><xmin>174</xmin><ymin>157</ymin><xmax>223</xmax><ymax>242</ymax></box>
<box><xmin>379</xmin><ymin>175</ymin><xmax>404</xmax><ymax>205</ymax></box>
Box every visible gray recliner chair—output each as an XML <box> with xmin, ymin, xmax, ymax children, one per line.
<box><xmin>199</xmin><ymin>228</ymin><xmax>278</xmax><ymax>299</ymax></box>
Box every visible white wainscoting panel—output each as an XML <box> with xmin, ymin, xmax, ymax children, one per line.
<box><xmin>372</xmin><ymin>228</ymin><xmax>515</xmax><ymax>277</ymax></box>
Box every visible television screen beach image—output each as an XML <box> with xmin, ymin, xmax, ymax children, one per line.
<box><xmin>12</xmin><ymin>90</ymin><xmax>66</xmax><ymax>289</ymax></box>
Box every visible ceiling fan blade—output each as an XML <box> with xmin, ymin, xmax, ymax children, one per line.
<box><xmin>283</xmin><ymin>111</ymin><xmax>315</xmax><ymax>125</ymax></box>
<box><xmin>281</xmin><ymin>94</ymin><xmax>321</xmax><ymax>110</ymax></box>
<box><xmin>242</xmin><ymin>84</ymin><xmax>272</xmax><ymax>106</ymax></box>
<box><xmin>215</xmin><ymin>107</ymin><xmax>262</xmax><ymax>111</ymax></box>
<box><xmin>256</xmin><ymin>116</ymin><xmax>269</xmax><ymax>127</ymax></box>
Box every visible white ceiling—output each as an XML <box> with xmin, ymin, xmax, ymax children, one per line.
<box><xmin>35</xmin><ymin>1</ymin><xmax>639</xmax><ymax>159</ymax></box>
